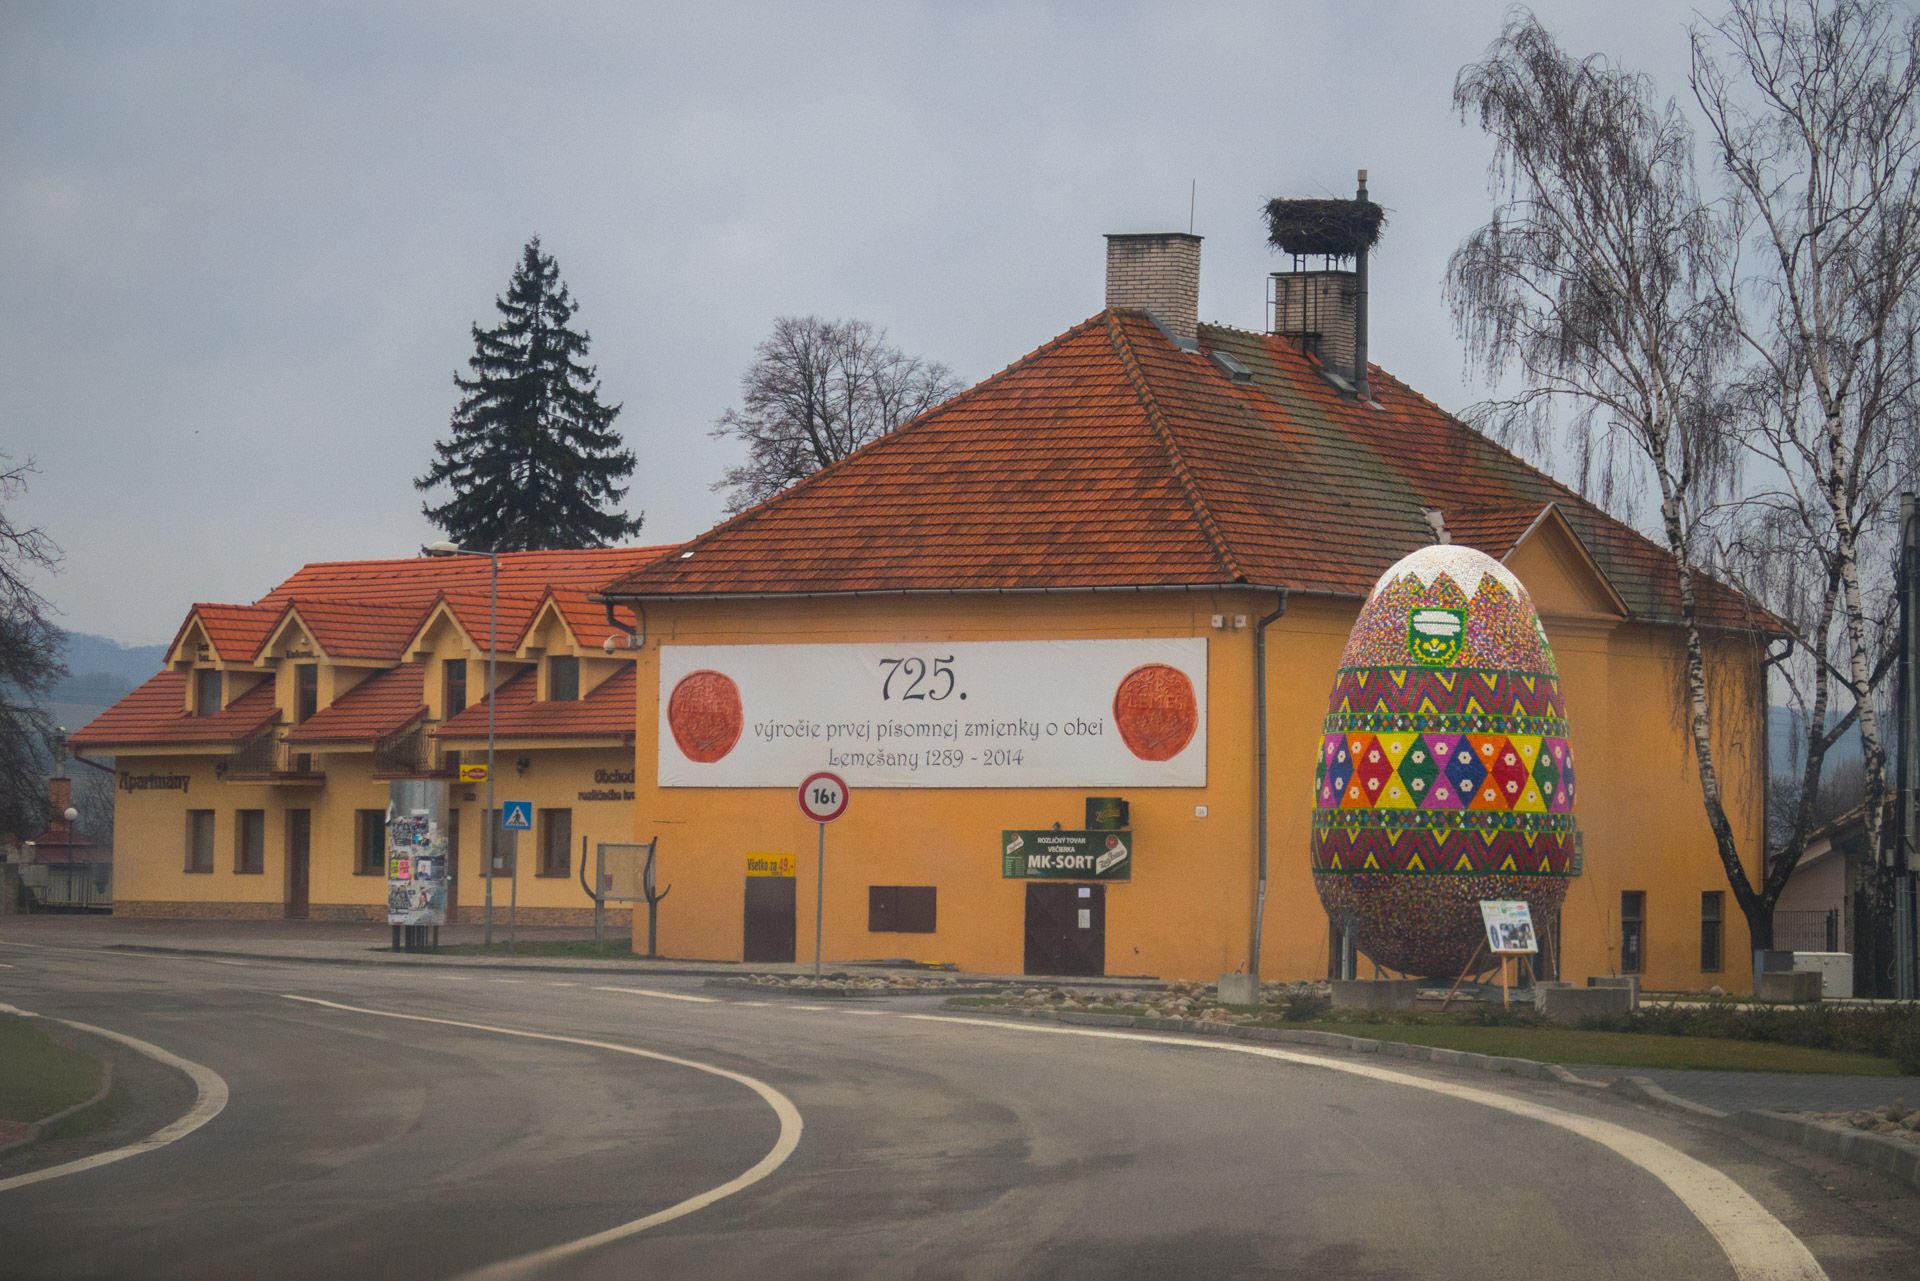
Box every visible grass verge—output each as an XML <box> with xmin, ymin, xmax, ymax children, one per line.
<box><xmin>1273</xmin><ymin>1021</ymin><xmax>1901</xmax><ymax>1075</ymax></box>
<box><xmin>0</xmin><ymin>1014</ymin><xmax>108</xmax><ymax>1123</ymax></box>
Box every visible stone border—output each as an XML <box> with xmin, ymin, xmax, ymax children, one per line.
<box><xmin>0</xmin><ymin>1062</ymin><xmax>113</xmax><ymax>1159</ymax></box>
<box><xmin>1729</xmin><ymin>1110</ymin><xmax>1920</xmax><ymax>1191</ymax></box>
<box><xmin>940</xmin><ymin>1004</ymin><xmax>1920</xmax><ymax>1194</ymax></box>
<box><xmin>701</xmin><ymin>978</ymin><xmax>1001</xmax><ymax>1000</ymax></box>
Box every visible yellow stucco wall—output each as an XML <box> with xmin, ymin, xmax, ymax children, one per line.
<box><xmin>109</xmin><ymin>744</ymin><xmax>637</xmax><ymax>920</ymax></box>
<box><xmin>630</xmin><ymin>564</ymin><xmax>1767</xmax><ymax>989</ymax></box>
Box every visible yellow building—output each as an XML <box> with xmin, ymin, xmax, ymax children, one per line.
<box><xmin>71</xmin><ymin>548</ymin><xmax>669</xmax><ymax>923</ymax></box>
<box><xmin>597</xmin><ymin>234</ymin><xmax>1770</xmax><ymax>990</ymax></box>
<box><xmin>77</xmin><ymin>234</ymin><xmax>1770</xmax><ymax>990</ymax></box>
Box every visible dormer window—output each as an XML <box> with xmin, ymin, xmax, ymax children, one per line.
<box><xmin>295</xmin><ymin>664</ymin><xmax>318</xmax><ymax>723</ymax></box>
<box><xmin>194</xmin><ymin>668</ymin><xmax>222</xmax><ymax>716</ymax></box>
<box><xmin>445</xmin><ymin>659</ymin><xmax>468</xmax><ymax>716</ymax></box>
<box><xmin>548</xmin><ymin>655</ymin><xmax>579</xmax><ymax>702</ymax></box>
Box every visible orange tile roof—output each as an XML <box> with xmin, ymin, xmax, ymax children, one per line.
<box><xmin>601</xmin><ymin>311</ymin><xmax>1758</xmax><ymax>630</ymax></box>
<box><xmin>264</xmin><ymin>546</ymin><xmax>673</xmax><ymax>615</ymax></box>
<box><xmin>285</xmin><ymin>664</ymin><xmax>427</xmax><ymax>743</ymax></box>
<box><xmin>168</xmin><ymin>603</ymin><xmax>281</xmax><ymax>664</ymax></box>
<box><xmin>278</xmin><ymin>600</ymin><xmax>429</xmax><ymax>662</ymax></box>
<box><xmin>70</xmin><ymin>671</ymin><xmax>280</xmax><ymax>750</ymax></box>
<box><xmin>435</xmin><ymin>589</ymin><xmax>543</xmax><ymax>654</ymax></box>
<box><xmin>436</xmin><ymin>665</ymin><xmax>635</xmax><ymax>741</ymax></box>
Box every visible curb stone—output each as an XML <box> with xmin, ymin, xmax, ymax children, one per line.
<box><xmin>1605</xmin><ymin>1074</ymin><xmax>1728</xmax><ymax>1120</ymax></box>
<box><xmin>0</xmin><ymin>1061</ymin><xmax>113</xmax><ymax>1158</ymax></box>
<box><xmin>704</xmin><ymin>979</ymin><xmax>934</xmax><ymax>1000</ymax></box>
<box><xmin>1729</xmin><ymin>1110</ymin><xmax>1920</xmax><ymax>1192</ymax></box>
<box><xmin>938</xmin><ymin>1002</ymin><xmax>1920</xmax><ymax>1192</ymax></box>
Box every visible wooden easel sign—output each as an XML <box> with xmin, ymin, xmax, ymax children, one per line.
<box><xmin>1444</xmin><ymin>900</ymin><xmax>1540</xmax><ymax>1010</ymax></box>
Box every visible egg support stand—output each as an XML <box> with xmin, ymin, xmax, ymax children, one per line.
<box><xmin>1440</xmin><ymin>938</ymin><xmax>1534</xmax><ymax>1010</ymax></box>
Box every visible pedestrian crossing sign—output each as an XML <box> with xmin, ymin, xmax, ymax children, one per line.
<box><xmin>502</xmin><ymin>801</ymin><xmax>533</xmax><ymax>831</ymax></box>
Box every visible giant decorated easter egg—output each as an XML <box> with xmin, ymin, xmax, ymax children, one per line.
<box><xmin>1311</xmin><ymin>544</ymin><xmax>1576</xmax><ymax>977</ymax></box>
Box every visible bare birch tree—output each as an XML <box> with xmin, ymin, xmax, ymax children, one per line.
<box><xmin>710</xmin><ymin>316</ymin><xmax>963</xmax><ymax>514</ymax></box>
<box><xmin>0</xmin><ymin>454</ymin><xmax>65</xmax><ymax>840</ymax></box>
<box><xmin>1692</xmin><ymin>0</ymin><xmax>1920</xmax><ymax>974</ymax></box>
<box><xmin>1446</xmin><ymin>16</ymin><xmax>1773</xmax><ymax>946</ymax></box>
<box><xmin>1449</xmin><ymin>4</ymin><xmax>1920</xmax><ymax>974</ymax></box>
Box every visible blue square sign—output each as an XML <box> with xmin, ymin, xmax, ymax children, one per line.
<box><xmin>501</xmin><ymin>801</ymin><xmax>533</xmax><ymax>831</ymax></box>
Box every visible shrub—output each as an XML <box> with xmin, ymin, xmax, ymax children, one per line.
<box><xmin>1892</xmin><ymin>1013</ymin><xmax>1920</xmax><ymax>1076</ymax></box>
<box><xmin>1577</xmin><ymin>1001</ymin><xmax>1920</xmax><ymax>1070</ymax></box>
<box><xmin>1282</xmin><ymin>994</ymin><xmax>1333</xmax><ymax>1022</ymax></box>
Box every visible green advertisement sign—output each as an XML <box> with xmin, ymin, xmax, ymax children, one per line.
<box><xmin>1002</xmin><ymin>830</ymin><xmax>1133</xmax><ymax>880</ymax></box>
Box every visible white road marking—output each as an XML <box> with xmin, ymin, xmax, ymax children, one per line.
<box><xmin>788</xmin><ymin>1004</ymin><xmax>829</xmax><ymax>1011</ymax></box>
<box><xmin>732</xmin><ymin>1001</ymin><xmax>771</xmax><ymax>1007</ymax></box>
<box><xmin>0</xmin><ymin>962</ymin><xmax>13</xmax><ymax>967</ymax></box>
<box><xmin>0</xmin><ymin>1004</ymin><xmax>231</xmax><ymax>1194</ymax></box>
<box><xmin>281</xmin><ymin>995</ymin><xmax>801</xmax><ymax>1280</ymax></box>
<box><xmin>841</xmin><ymin>1009</ymin><xmax>887</xmax><ymax>1016</ymax></box>
<box><xmin>591</xmin><ymin>985</ymin><xmax>719</xmax><ymax>1004</ymax></box>
<box><xmin>545</xmin><ymin>982</ymin><xmax>578</xmax><ymax>988</ymax></box>
<box><xmin>907</xmin><ymin>1016</ymin><xmax>1825</xmax><ymax>1281</ymax></box>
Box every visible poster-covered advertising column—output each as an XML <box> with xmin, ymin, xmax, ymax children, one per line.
<box><xmin>658</xmin><ymin>639</ymin><xmax>1207</xmax><ymax>788</ymax></box>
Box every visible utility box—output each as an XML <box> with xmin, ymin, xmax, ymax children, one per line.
<box><xmin>1791</xmin><ymin>952</ymin><xmax>1853</xmax><ymax>1000</ymax></box>
<box><xmin>1216</xmin><ymin>973</ymin><xmax>1260</xmax><ymax>1006</ymax></box>
<box><xmin>1587</xmin><ymin>975</ymin><xmax>1640</xmax><ymax>1009</ymax></box>
<box><xmin>1330</xmin><ymin>979</ymin><xmax>1416</xmax><ymax>1011</ymax></box>
<box><xmin>1760</xmin><ymin>970</ymin><xmax>1824</xmax><ymax>1003</ymax></box>
<box><xmin>1537</xmin><ymin>985</ymin><xmax>1632</xmax><ymax>1023</ymax></box>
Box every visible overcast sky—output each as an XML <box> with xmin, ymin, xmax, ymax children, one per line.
<box><xmin>2</xmin><ymin>1</ymin><xmax>1708</xmax><ymax>644</ymax></box>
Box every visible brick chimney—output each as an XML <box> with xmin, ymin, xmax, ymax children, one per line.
<box><xmin>48</xmin><ymin>776</ymin><xmax>72</xmax><ymax>829</ymax></box>
<box><xmin>1105</xmin><ymin>233</ymin><xmax>1202</xmax><ymax>349</ymax></box>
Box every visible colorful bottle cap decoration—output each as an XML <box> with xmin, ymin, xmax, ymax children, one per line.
<box><xmin>1312</xmin><ymin>544</ymin><xmax>1576</xmax><ymax>977</ymax></box>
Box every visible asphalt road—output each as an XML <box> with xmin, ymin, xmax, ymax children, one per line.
<box><xmin>1</xmin><ymin>940</ymin><xmax>1916</xmax><ymax>1280</ymax></box>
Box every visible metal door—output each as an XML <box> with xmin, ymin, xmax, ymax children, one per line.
<box><xmin>744</xmin><ymin>876</ymin><xmax>796</xmax><ymax>963</ymax></box>
<box><xmin>286</xmin><ymin>810</ymin><xmax>310</xmax><ymax>919</ymax></box>
<box><xmin>1024</xmin><ymin>882</ymin><xmax>1105</xmax><ymax>976</ymax></box>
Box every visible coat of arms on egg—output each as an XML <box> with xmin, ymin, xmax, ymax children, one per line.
<box><xmin>1312</xmin><ymin>544</ymin><xmax>1577</xmax><ymax>977</ymax></box>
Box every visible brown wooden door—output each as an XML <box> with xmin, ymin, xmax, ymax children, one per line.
<box><xmin>1024</xmin><ymin>882</ymin><xmax>1104</xmax><ymax>976</ymax></box>
<box><xmin>286</xmin><ymin>810</ymin><xmax>311</xmax><ymax>919</ymax></box>
<box><xmin>743</xmin><ymin>877</ymin><xmax>796</xmax><ymax>963</ymax></box>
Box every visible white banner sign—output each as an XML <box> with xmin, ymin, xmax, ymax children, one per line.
<box><xmin>658</xmin><ymin>639</ymin><xmax>1207</xmax><ymax>788</ymax></box>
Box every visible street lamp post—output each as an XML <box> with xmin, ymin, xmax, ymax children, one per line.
<box><xmin>63</xmin><ymin>806</ymin><xmax>77</xmax><ymax>867</ymax></box>
<box><xmin>424</xmin><ymin>540</ymin><xmax>499</xmax><ymax>948</ymax></box>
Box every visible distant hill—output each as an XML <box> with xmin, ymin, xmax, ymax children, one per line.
<box><xmin>48</xmin><ymin>632</ymin><xmax>169</xmax><ymax>737</ymax></box>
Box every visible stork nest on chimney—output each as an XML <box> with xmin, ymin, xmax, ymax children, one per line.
<box><xmin>1263</xmin><ymin>198</ymin><xmax>1385</xmax><ymax>258</ymax></box>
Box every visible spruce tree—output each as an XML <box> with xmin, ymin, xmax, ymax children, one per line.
<box><xmin>417</xmin><ymin>238</ymin><xmax>643</xmax><ymax>550</ymax></box>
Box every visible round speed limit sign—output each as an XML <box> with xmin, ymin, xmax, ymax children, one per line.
<box><xmin>798</xmin><ymin>771</ymin><xmax>849</xmax><ymax>823</ymax></box>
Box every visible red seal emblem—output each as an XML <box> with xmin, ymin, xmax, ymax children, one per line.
<box><xmin>1112</xmin><ymin>663</ymin><xmax>1198</xmax><ymax>761</ymax></box>
<box><xmin>667</xmin><ymin>670</ymin><xmax>743</xmax><ymax>763</ymax></box>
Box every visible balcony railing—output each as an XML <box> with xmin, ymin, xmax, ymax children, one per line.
<box><xmin>227</xmin><ymin>732</ymin><xmax>325</xmax><ymax>782</ymax></box>
<box><xmin>372</xmin><ymin>724</ymin><xmax>455</xmax><ymax>779</ymax></box>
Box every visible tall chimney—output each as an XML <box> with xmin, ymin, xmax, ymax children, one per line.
<box><xmin>1105</xmin><ymin>233</ymin><xmax>1202</xmax><ymax>349</ymax></box>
